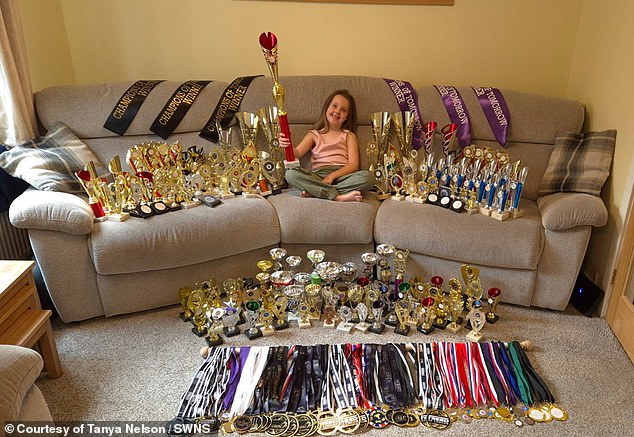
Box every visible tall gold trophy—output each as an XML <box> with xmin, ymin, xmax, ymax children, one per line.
<box><xmin>259</xmin><ymin>32</ymin><xmax>299</xmax><ymax>169</ymax></box>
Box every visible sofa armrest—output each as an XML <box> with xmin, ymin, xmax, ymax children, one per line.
<box><xmin>0</xmin><ymin>345</ymin><xmax>43</xmax><ymax>424</ymax></box>
<box><xmin>537</xmin><ymin>192</ymin><xmax>608</xmax><ymax>231</ymax></box>
<box><xmin>9</xmin><ymin>189</ymin><xmax>94</xmax><ymax>235</ymax></box>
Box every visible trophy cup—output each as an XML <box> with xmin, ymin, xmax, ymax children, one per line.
<box><xmin>307</xmin><ymin>249</ymin><xmax>326</xmax><ymax>269</ymax></box>
<box><xmin>235</xmin><ymin>112</ymin><xmax>260</xmax><ymax>164</ymax></box>
<box><xmin>423</xmin><ymin>121</ymin><xmax>437</xmax><ymax>154</ymax></box>
<box><xmin>222</xmin><ymin>307</ymin><xmax>241</xmax><ymax>337</ymax></box>
<box><xmin>75</xmin><ymin>167</ymin><xmax>108</xmax><ymax>222</ymax></box>
<box><xmin>322</xmin><ymin>304</ymin><xmax>336</xmax><ymax>328</ymax></box>
<box><xmin>440</xmin><ymin>123</ymin><xmax>458</xmax><ymax>157</ymax></box>
<box><xmin>417</xmin><ymin>297</ymin><xmax>436</xmax><ymax>335</ymax></box>
<box><xmin>206</xmin><ymin>307</ymin><xmax>225</xmax><ymax>347</ymax></box>
<box><xmin>107</xmin><ymin>156</ymin><xmax>131</xmax><ymax>221</ymax></box>
<box><xmin>465</xmin><ymin>301</ymin><xmax>486</xmax><ymax>342</ymax></box>
<box><xmin>355</xmin><ymin>302</ymin><xmax>370</xmax><ymax>333</ymax></box>
<box><xmin>270</xmin><ymin>247</ymin><xmax>288</xmax><ymax>271</ymax></box>
<box><xmin>259</xmin><ymin>32</ymin><xmax>299</xmax><ymax>169</ymax></box>
<box><xmin>360</xmin><ymin>252</ymin><xmax>378</xmax><ymax>281</ymax></box>
<box><xmin>485</xmin><ymin>287</ymin><xmax>502</xmax><ymax>323</ymax></box>
<box><xmin>259</xmin><ymin>106</ymin><xmax>284</xmax><ymax>161</ymax></box>
<box><xmin>273</xmin><ymin>295</ymin><xmax>290</xmax><ymax>330</ymax></box>
<box><xmin>336</xmin><ymin>304</ymin><xmax>355</xmax><ymax>333</ymax></box>
<box><xmin>286</xmin><ymin>255</ymin><xmax>302</xmax><ymax>274</ymax></box>
<box><xmin>368</xmin><ymin>300</ymin><xmax>385</xmax><ymax>334</ymax></box>
<box><xmin>369</xmin><ymin>112</ymin><xmax>392</xmax><ymax>199</ymax></box>
<box><xmin>394</xmin><ymin>300</ymin><xmax>411</xmax><ymax>336</ymax></box>
<box><xmin>244</xmin><ymin>300</ymin><xmax>263</xmax><ymax>340</ymax></box>
<box><xmin>304</xmin><ymin>283</ymin><xmax>322</xmax><ymax>320</ymax></box>
<box><xmin>392</xmin><ymin>111</ymin><xmax>416</xmax><ymax>162</ymax></box>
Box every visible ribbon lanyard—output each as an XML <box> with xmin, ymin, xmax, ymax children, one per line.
<box><xmin>435</xmin><ymin>342</ymin><xmax>458</xmax><ymax>408</ymax></box>
<box><xmin>229</xmin><ymin>346</ymin><xmax>270</xmax><ymax>417</ymax></box>
<box><xmin>484</xmin><ymin>342</ymin><xmax>514</xmax><ymax>405</ymax></box>
<box><xmin>494</xmin><ymin>341</ymin><xmax>522</xmax><ymax>403</ymax></box>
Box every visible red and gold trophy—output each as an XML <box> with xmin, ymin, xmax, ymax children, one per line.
<box><xmin>259</xmin><ymin>32</ymin><xmax>299</xmax><ymax>169</ymax></box>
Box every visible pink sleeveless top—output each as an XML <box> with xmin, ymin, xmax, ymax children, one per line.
<box><xmin>310</xmin><ymin>129</ymin><xmax>350</xmax><ymax>169</ymax></box>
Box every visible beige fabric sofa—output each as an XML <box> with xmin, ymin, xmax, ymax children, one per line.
<box><xmin>0</xmin><ymin>345</ymin><xmax>53</xmax><ymax>436</ymax></box>
<box><xmin>9</xmin><ymin>76</ymin><xmax>607</xmax><ymax>322</ymax></box>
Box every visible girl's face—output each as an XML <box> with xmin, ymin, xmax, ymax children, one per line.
<box><xmin>326</xmin><ymin>94</ymin><xmax>350</xmax><ymax>129</ymax></box>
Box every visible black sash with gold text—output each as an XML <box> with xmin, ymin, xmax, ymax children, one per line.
<box><xmin>103</xmin><ymin>80</ymin><xmax>164</xmax><ymax>135</ymax></box>
<box><xmin>150</xmin><ymin>80</ymin><xmax>211</xmax><ymax>139</ymax></box>
<box><xmin>199</xmin><ymin>75</ymin><xmax>262</xmax><ymax>143</ymax></box>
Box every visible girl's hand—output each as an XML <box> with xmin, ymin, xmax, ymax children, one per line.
<box><xmin>278</xmin><ymin>132</ymin><xmax>291</xmax><ymax>148</ymax></box>
<box><xmin>322</xmin><ymin>174</ymin><xmax>336</xmax><ymax>185</ymax></box>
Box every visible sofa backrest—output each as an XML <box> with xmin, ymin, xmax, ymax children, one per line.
<box><xmin>34</xmin><ymin>77</ymin><xmax>584</xmax><ymax>200</ymax></box>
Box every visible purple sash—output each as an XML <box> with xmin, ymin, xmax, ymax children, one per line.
<box><xmin>472</xmin><ymin>87</ymin><xmax>510</xmax><ymax>146</ymax></box>
<box><xmin>384</xmin><ymin>79</ymin><xmax>424</xmax><ymax>150</ymax></box>
<box><xmin>434</xmin><ymin>85</ymin><xmax>472</xmax><ymax>148</ymax></box>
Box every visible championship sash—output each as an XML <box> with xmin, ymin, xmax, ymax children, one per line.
<box><xmin>199</xmin><ymin>75</ymin><xmax>262</xmax><ymax>143</ymax></box>
<box><xmin>149</xmin><ymin>80</ymin><xmax>211</xmax><ymax>139</ymax></box>
<box><xmin>103</xmin><ymin>80</ymin><xmax>164</xmax><ymax>135</ymax></box>
<box><xmin>434</xmin><ymin>85</ymin><xmax>472</xmax><ymax>148</ymax></box>
<box><xmin>472</xmin><ymin>87</ymin><xmax>511</xmax><ymax>146</ymax></box>
<box><xmin>384</xmin><ymin>78</ymin><xmax>424</xmax><ymax>150</ymax></box>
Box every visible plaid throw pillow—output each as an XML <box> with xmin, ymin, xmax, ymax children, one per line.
<box><xmin>539</xmin><ymin>130</ymin><xmax>616</xmax><ymax>197</ymax></box>
<box><xmin>0</xmin><ymin>122</ymin><xmax>103</xmax><ymax>193</ymax></box>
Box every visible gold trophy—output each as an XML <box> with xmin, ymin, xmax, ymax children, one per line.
<box><xmin>235</xmin><ymin>111</ymin><xmax>260</xmax><ymax>164</ymax></box>
<box><xmin>369</xmin><ymin>112</ymin><xmax>392</xmax><ymax>199</ymax></box>
<box><xmin>392</xmin><ymin>111</ymin><xmax>416</xmax><ymax>163</ymax></box>
<box><xmin>259</xmin><ymin>106</ymin><xmax>284</xmax><ymax>162</ymax></box>
<box><xmin>417</xmin><ymin>296</ymin><xmax>436</xmax><ymax>335</ymax></box>
<box><xmin>466</xmin><ymin>301</ymin><xmax>486</xmax><ymax>342</ymax></box>
<box><xmin>107</xmin><ymin>156</ymin><xmax>131</xmax><ymax>221</ymax></box>
<box><xmin>178</xmin><ymin>287</ymin><xmax>193</xmax><ymax>322</ymax></box>
<box><xmin>485</xmin><ymin>287</ymin><xmax>502</xmax><ymax>323</ymax></box>
<box><xmin>259</xmin><ymin>32</ymin><xmax>299</xmax><ymax>168</ymax></box>
<box><xmin>394</xmin><ymin>300</ymin><xmax>411</xmax><ymax>336</ymax></box>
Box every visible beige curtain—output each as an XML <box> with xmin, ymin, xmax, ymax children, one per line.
<box><xmin>0</xmin><ymin>0</ymin><xmax>36</xmax><ymax>146</ymax></box>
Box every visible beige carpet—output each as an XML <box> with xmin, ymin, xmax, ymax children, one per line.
<box><xmin>37</xmin><ymin>303</ymin><xmax>634</xmax><ymax>436</ymax></box>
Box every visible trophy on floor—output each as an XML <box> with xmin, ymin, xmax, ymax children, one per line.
<box><xmin>259</xmin><ymin>32</ymin><xmax>299</xmax><ymax>168</ymax></box>
<box><xmin>485</xmin><ymin>287</ymin><xmax>502</xmax><ymax>323</ymax></box>
<box><xmin>417</xmin><ymin>297</ymin><xmax>436</xmax><ymax>335</ymax></box>
<box><xmin>244</xmin><ymin>300</ymin><xmax>263</xmax><ymax>340</ymax></box>
<box><xmin>368</xmin><ymin>300</ymin><xmax>386</xmax><ymax>334</ymax></box>
<box><xmin>465</xmin><ymin>301</ymin><xmax>486</xmax><ymax>342</ymax></box>
<box><xmin>394</xmin><ymin>300</ymin><xmax>411</xmax><ymax>336</ymax></box>
<box><xmin>273</xmin><ymin>295</ymin><xmax>290</xmax><ymax>330</ymax></box>
<box><xmin>355</xmin><ymin>302</ymin><xmax>370</xmax><ymax>332</ymax></box>
<box><xmin>222</xmin><ymin>307</ymin><xmax>241</xmax><ymax>337</ymax></box>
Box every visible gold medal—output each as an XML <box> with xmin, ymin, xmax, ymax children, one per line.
<box><xmin>548</xmin><ymin>405</ymin><xmax>569</xmax><ymax>421</ymax></box>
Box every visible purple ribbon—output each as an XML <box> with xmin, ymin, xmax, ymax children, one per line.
<box><xmin>384</xmin><ymin>78</ymin><xmax>424</xmax><ymax>150</ymax></box>
<box><xmin>434</xmin><ymin>85</ymin><xmax>472</xmax><ymax>148</ymax></box>
<box><xmin>472</xmin><ymin>87</ymin><xmax>510</xmax><ymax>146</ymax></box>
<box><xmin>222</xmin><ymin>347</ymin><xmax>249</xmax><ymax>410</ymax></box>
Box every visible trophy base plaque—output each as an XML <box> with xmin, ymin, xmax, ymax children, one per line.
<box><xmin>394</xmin><ymin>325</ymin><xmax>411</xmax><ymax>336</ymax></box>
<box><xmin>466</xmin><ymin>331</ymin><xmax>483</xmax><ymax>342</ymax></box>
<box><xmin>384</xmin><ymin>317</ymin><xmax>398</xmax><ymax>327</ymax></box>
<box><xmin>191</xmin><ymin>327</ymin><xmax>207</xmax><ymax>337</ymax></box>
<box><xmin>336</xmin><ymin>322</ymin><xmax>354</xmax><ymax>333</ymax></box>
<box><xmin>274</xmin><ymin>320</ymin><xmax>290</xmax><ymax>331</ymax></box>
<box><xmin>479</xmin><ymin>206</ymin><xmax>493</xmax><ymax>216</ymax></box>
<box><xmin>261</xmin><ymin>326</ymin><xmax>276</xmax><ymax>337</ymax></box>
<box><xmin>445</xmin><ymin>322</ymin><xmax>462</xmax><ymax>334</ymax></box>
<box><xmin>511</xmin><ymin>210</ymin><xmax>525</xmax><ymax>219</ymax></box>
<box><xmin>465</xmin><ymin>205</ymin><xmax>479</xmax><ymax>214</ymax></box>
<box><xmin>284</xmin><ymin>159</ymin><xmax>301</xmax><ymax>169</ymax></box>
<box><xmin>486</xmin><ymin>313</ymin><xmax>500</xmax><ymax>324</ymax></box>
<box><xmin>413</xmin><ymin>196</ymin><xmax>425</xmax><ymax>204</ymax></box>
<box><xmin>405</xmin><ymin>195</ymin><xmax>416</xmax><ymax>203</ymax></box>
<box><xmin>219</xmin><ymin>192</ymin><xmax>236</xmax><ymax>199</ymax></box>
<box><xmin>152</xmin><ymin>201</ymin><xmax>170</xmax><ymax>214</ymax></box>
<box><xmin>391</xmin><ymin>194</ymin><xmax>405</xmax><ymax>201</ymax></box>
<box><xmin>168</xmin><ymin>203</ymin><xmax>182</xmax><ymax>212</ymax></box>
<box><xmin>181</xmin><ymin>199</ymin><xmax>201</xmax><ymax>209</ymax></box>
<box><xmin>109</xmin><ymin>212</ymin><xmax>130</xmax><ymax>222</ymax></box>
<box><xmin>242</xmin><ymin>192</ymin><xmax>260</xmax><ymax>199</ymax></box>
<box><xmin>297</xmin><ymin>319</ymin><xmax>312</xmax><ymax>329</ymax></box>
<box><xmin>245</xmin><ymin>328</ymin><xmax>263</xmax><ymax>340</ymax></box>
<box><xmin>491</xmin><ymin>210</ymin><xmax>510</xmax><ymax>221</ymax></box>
<box><xmin>368</xmin><ymin>323</ymin><xmax>385</xmax><ymax>334</ymax></box>
<box><xmin>417</xmin><ymin>324</ymin><xmax>435</xmax><ymax>335</ymax></box>
<box><xmin>179</xmin><ymin>312</ymin><xmax>191</xmax><ymax>323</ymax></box>
<box><xmin>223</xmin><ymin>326</ymin><xmax>241</xmax><ymax>337</ymax></box>
<box><xmin>376</xmin><ymin>193</ymin><xmax>391</xmax><ymax>201</ymax></box>
<box><xmin>131</xmin><ymin>204</ymin><xmax>154</xmax><ymax>219</ymax></box>
<box><xmin>323</xmin><ymin>319</ymin><xmax>336</xmax><ymax>329</ymax></box>
<box><xmin>355</xmin><ymin>322</ymin><xmax>370</xmax><ymax>333</ymax></box>
<box><xmin>206</xmin><ymin>335</ymin><xmax>223</xmax><ymax>347</ymax></box>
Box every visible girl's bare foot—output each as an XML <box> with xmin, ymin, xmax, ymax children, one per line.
<box><xmin>300</xmin><ymin>190</ymin><xmax>313</xmax><ymax>198</ymax></box>
<box><xmin>334</xmin><ymin>191</ymin><xmax>363</xmax><ymax>202</ymax></box>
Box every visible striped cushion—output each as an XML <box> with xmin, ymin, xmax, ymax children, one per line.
<box><xmin>539</xmin><ymin>130</ymin><xmax>616</xmax><ymax>197</ymax></box>
<box><xmin>0</xmin><ymin>122</ymin><xmax>103</xmax><ymax>193</ymax></box>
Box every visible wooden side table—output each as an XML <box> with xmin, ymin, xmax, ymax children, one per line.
<box><xmin>0</xmin><ymin>260</ymin><xmax>62</xmax><ymax>378</ymax></box>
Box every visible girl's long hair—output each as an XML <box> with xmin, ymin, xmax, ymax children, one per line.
<box><xmin>314</xmin><ymin>89</ymin><xmax>357</xmax><ymax>133</ymax></box>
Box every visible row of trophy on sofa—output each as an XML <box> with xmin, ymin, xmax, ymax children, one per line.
<box><xmin>367</xmin><ymin>111</ymin><xmax>529</xmax><ymax>221</ymax></box>
<box><xmin>177</xmin><ymin>244</ymin><xmax>503</xmax><ymax>347</ymax></box>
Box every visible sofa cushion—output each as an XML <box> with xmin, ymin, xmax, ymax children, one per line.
<box><xmin>268</xmin><ymin>190</ymin><xmax>380</xmax><ymax>245</ymax></box>
<box><xmin>374</xmin><ymin>199</ymin><xmax>543</xmax><ymax>270</ymax></box>
<box><xmin>90</xmin><ymin>197</ymin><xmax>280</xmax><ymax>275</ymax></box>
<box><xmin>539</xmin><ymin>130</ymin><xmax>616</xmax><ymax>196</ymax></box>
<box><xmin>0</xmin><ymin>122</ymin><xmax>104</xmax><ymax>193</ymax></box>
